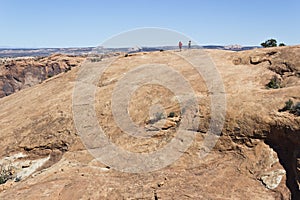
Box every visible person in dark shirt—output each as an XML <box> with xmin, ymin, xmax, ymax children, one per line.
<box><xmin>179</xmin><ymin>41</ymin><xmax>183</xmax><ymax>51</ymax></box>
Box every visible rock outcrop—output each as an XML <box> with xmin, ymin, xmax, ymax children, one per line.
<box><xmin>0</xmin><ymin>54</ymin><xmax>85</xmax><ymax>98</ymax></box>
<box><xmin>0</xmin><ymin>46</ymin><xmax>299</xmax><ymax>199</ymax></box>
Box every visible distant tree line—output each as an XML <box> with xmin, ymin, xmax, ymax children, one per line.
<box><xmin>261</xmin><ymin>39</ymin><xmax>286</xmax><ymax>48</ymax></box>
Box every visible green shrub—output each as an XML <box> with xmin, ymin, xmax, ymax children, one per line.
<box><xmin>261</xmin><ymin>39</ymin><xmax>286</xmax><ymax>48</ymax></box>
<box><xmin>266</xmin><ymin>76</ymin><xmax>281</xmax><ymax>89</ymax></box>
<box><xmin>291</xmin><ymin>102</ymin><xmax>300</xmax><ymax>116</ymax></box>
<box><xmin>279</xmin><ymin>99</ymin><xmax>300</xmax><ymax>116</ymax></box>
<box><xmin>279</xmin><ymin>99</ymin><xmax>293</xmax><ymax>112</ymax></box>
<box><xmin>261</xmin><ymin>39</ymin><xmax>277</xmax><ymax>48</ymax></box>
<box><xmin>168</xmin><ymin>112</ymin><xmax>175</xmax><ymax>118</ymax></box>
<box><xmin>90</xmin><ymin>57</ymin><xmax>102</xmax><ymax>62</ymax></box>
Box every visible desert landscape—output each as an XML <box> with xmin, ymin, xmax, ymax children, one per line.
<box><xmin>0</xmin><ymin>45</ymin><xmax>299</xmax><ymax>199</ymax></box>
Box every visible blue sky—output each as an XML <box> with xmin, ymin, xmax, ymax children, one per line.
<box><xmin>0</xmin><ymin>0</ymin><xmax>299</xmax><ymax>48</ymax></box>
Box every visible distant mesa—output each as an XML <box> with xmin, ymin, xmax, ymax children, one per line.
<box><xmin>224</xmin><ymin>44</ymin><xmax>243</xmax><ymax>50</ymax></box>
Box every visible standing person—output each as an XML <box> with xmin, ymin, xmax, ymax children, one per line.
<box><xmin>178</xmin><ymin>41</ymin><xmax>183</xmax><ymax>51</ymax></box>
<box><xmin>188</xmin><ymin>40</ymin><xmax>191</xmax><ymax>49</ymax></box>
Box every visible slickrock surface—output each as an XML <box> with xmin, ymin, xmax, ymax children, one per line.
<box><xmin>0</xmin><ymin>46</ymin><xmax>299</xmax><ymax>199</ymax></box>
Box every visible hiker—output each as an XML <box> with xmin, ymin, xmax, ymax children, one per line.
<box><xmin>179</xmin><ymin>41</ymin><xmax>183</xmax><ymax>51</ymax></box>
<box><xmin>188</xmin><ymin>40</ymin><xmax>191</xmax><ymax>49</ymax></box>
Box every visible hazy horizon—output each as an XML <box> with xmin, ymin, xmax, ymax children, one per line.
<box><xmin>0</xmin><ymin>44</ymin><xmax>261</xmax><ymax>49</ymax></box>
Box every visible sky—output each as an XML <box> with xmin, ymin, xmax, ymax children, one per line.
<box><xmin>0</xmin><ymin>0</ymin><xmax>299</xmax><ymax>48</ymax></box>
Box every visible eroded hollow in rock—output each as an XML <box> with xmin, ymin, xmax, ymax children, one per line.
<box><xmin>265</xmin><ymin>127</ymin><xmax>300</xmax><ymax>199</ymax></box>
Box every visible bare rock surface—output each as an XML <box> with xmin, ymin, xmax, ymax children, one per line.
<box><xmin>0</xmin><ymin>46</ymin><xmax>299</xmax><ymax>199</ymax></box>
